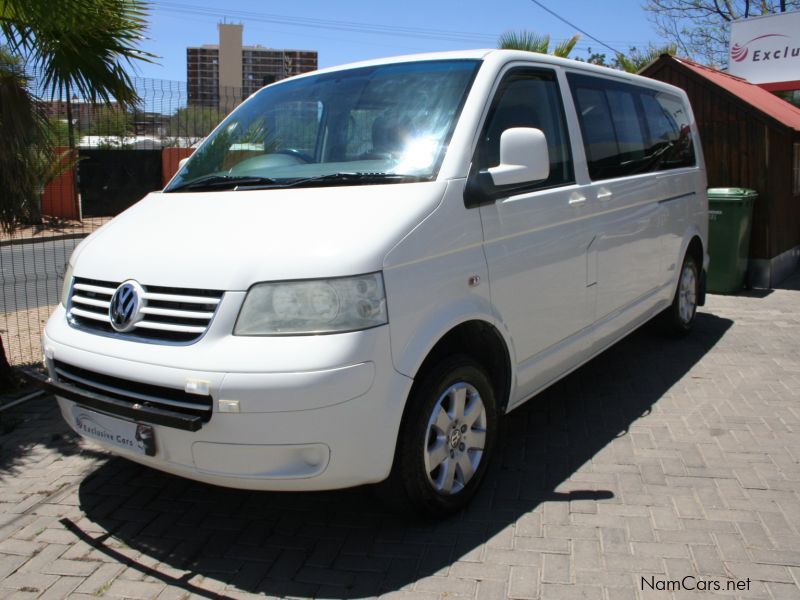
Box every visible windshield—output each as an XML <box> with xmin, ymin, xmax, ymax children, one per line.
<box><xmin>165</xmin><ymin>59</ymin><xmax>479</xmax><ymax>192</ymax></box>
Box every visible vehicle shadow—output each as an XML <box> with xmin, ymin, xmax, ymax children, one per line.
<box><xmin>72</xmin><ymin>311</ymin><xmax>733</xmax><ymax>599</ymax></box>
<box><xmin>773</xmin><ymin>270</ymin><xmax>800</xmax><ymax>291</ymax></box>
<box><xmin>0</xmin><ymin>392</ymin><xmax>106</xmax><ymax>480</ymax></box>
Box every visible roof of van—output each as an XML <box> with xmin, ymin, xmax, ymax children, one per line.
<box><xmin>642</xmin><ymin>55</ymin><xmax>800</xmax><ymax>133</ymax></box>
<box><xmin>286</xmin><ymin>49</ymin><xmax>683</xmax><ymax>92</ymax></box>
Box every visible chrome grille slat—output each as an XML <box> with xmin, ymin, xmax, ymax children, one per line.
<box><xmin>71</xmin><ymin>295</ymin><xmax>111</xmax><ymax>309</ymax></box>
<box><xmin>143</xmin><ymin>292</ymin><xmax>221</xmax><ymax>305</ymax></box>
<box><xmin>73</xmin><ymin>283</ymin><xmax>116</xmax><ymax>296</ymax></box>
<box><xmin>54</xmin><ymin>360</ymin><xmax>213</xmax><ymax>425</ymax></box>
<box><xmin>140</xmin><ymin>306</ymin><xmax>214</xmax><ymax>319</ymax></box>
<box><xmin>55</xmin><ymin>368</ymin><xmax>211</xmax><ymax>412</ymax></box>
<box><xmin>70</xmin><ymin>306</ymin><xmax>112</xmax><ymax>322</ymax></box>
<box><xmin>134</xmin><ymin>321</ymin><xmax>207</xmax><ymax>334</ymax></box>
<box><xmin>68</xmin><ymin>277</ymin><xmax>224</xmax><ymax>344</ymax></box>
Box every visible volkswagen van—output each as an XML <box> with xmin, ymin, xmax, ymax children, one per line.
<box><xmin>43</xmin><ymin>50</ymin><xmax>707</xmax><ymax>516</ymax></box>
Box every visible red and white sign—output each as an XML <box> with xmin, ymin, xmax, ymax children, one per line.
<box><xmin>729</xmin><ymin>11</ymin><xmax>800</xmax><ymax>91</ymax></box>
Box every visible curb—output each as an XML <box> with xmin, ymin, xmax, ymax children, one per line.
<box><xmin>0</xmin><ymin>232</ymin><xmax>90</xmax><ymax>248</ymax></box>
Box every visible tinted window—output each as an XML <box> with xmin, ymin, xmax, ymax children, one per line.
<box><xmin>639</xmin><ymin>92</ymin><xmax>696</xmax><ymax>171</ymax></box>
<box><xmin>572</xmin><ymin>86</ymin><xmax>620</xmax><ymax>179</ymax></box>
<box><xmin>606</xmin><ymin>88</ymin><xmax>647</xmax><ymax>164</ymax></box>
<box><xmin>568</xmin><ymin>73</ymin><xmax>695</xmax><ymax>180</ymax></box>
<box><xmin>477</xmin><ymin>69</ymin><xmax>573</xmax><ymax>189</ymax></box>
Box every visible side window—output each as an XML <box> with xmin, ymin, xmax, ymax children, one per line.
<box><xmin>568</xmin><ymin>73</ymin><xmax>695</xmax><ymax>180</ymax></box>
<box><xmin>606</xmin><ymin>88</ymin><xmax>647</xmax><ymax>165</ymax></box>
<box><xmin>476</xmin><ymin>69</ymin><xmax>574</xmax><ymax>189</ymax></box>
<box><xmin>571</xmin><ymin>85</ymin><xmax>620</xmax><ymax>179</ymax></box>
<box><xmin>639</xmin><ymin>92</ymin><xmax>696</xmax><ymax>170</ymax></box>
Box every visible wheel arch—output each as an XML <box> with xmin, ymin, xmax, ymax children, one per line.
<box><xmin>406</xmin><ymin>319</ymin><xmax>514</xmax><ymax>415</ymax></box>
<box><xmin>679</xmin><ymin>232</ymin><xmax>705</xmax><ymax>306</ymax></box>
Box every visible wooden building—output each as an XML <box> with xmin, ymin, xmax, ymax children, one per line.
<box><xmin>642</xmin><ymin>55</ymin><xmax>800</xmax><ymax>287</ymax></box>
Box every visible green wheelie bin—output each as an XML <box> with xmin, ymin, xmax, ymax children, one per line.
<box><xmin>706</xmin><ymin>188</ymin><xmax>757</xmax><ymax>294</ymax></box>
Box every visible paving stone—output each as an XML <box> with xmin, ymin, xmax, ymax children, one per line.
<box><xmin>542</xmin><ymin>553</ymin><xmax>571</xmax><ymax>584</ymax></box>
<box><xmin>508</xmin><ymin>566</ymin><xmax>539</xmax><ymax>600</ymax></box>
<box><xmin>3</xmin><ymin>283</ymin><xmax>800</xmax><ymax>599</ymax></box>
<box><xmin>105</xmin><ymin>579</ymin><xmax>167</xmax><ymax>599</ymax></box>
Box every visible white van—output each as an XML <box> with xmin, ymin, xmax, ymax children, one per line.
<box><xmin>44</xmin><ymin>50</ymin><xmax>707</xmax><ymax>516</ymax></box>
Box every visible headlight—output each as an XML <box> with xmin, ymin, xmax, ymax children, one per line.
<box><xmin>234</xmin><ymin>272</ymin><xmax>388</xmax><ymax>335</ymax></box>
<box><xmin>61</xmin><ymin>262</ymin><xmax>74</xmax><ymax>307</ymax></box>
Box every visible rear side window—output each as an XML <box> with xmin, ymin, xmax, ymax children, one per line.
<box><xmin>639</xmin><ymin>92</ymin><xmax>696</xmax><ymax>171</ymax></box>
<box><xmin>567</xmin><ymin>73</ymin><xmax>695</xmax><ymax>180</ymax></box>
<box><xmin>476</xmin><ymin>68</ymin><xmax>574</xmax><ymax>190</ymax></box>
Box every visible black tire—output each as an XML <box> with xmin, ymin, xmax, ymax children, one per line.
<box><xmin>660</xmin><ymin>252</ymin><xmax>700</xmax><ymax>337</ymax></box>
<box><xmin>381</xmin><ymin>355</ymin><xmax>497</xmax><ymax>518</ymax></box>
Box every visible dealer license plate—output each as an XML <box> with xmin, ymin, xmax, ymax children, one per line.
<box><xmin>71</xmin><ymin>406</ymin><xmax>156</xmax><ymax>456</ymax></box>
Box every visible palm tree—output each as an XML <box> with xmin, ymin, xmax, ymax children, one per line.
<box><xmin>1</xmin><ymin>0</ymin><xmax>155</xmax><ymax>221</ymax></box>
<box><xmin>0</xmin><ymin>0</ymin><xmax>154</xmax><ymax>381</ymax></box>
<box><xmin>0</xmin><ymin>48</ymin><xmax>49</xmax><ymax>230</ymax></box>
<box><xmin>615</xmin><ymin>43</ymin><xmax>677</xmax><ymax>73</ymax></box>
<box><xmin>1</xmin><ymin>0</ymin><xmax>154</xmax><ymax>108</ymax></box>
<box><xmin>498</xmin><ymin>30</ymin><xmax>581</xmax><ymax>58</ymax></box>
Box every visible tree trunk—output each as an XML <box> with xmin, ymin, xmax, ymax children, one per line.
<box><xmin>0</xmin><ymin>334</ymin><xmax>17</xmax><ymax>393</ymax></box>
<box><xmin>65</xmin><ymin>90</ymin><xmax>81</xmax><ymax>221</ymax></box>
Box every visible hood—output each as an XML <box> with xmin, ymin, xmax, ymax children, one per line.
<box><xmin>73</xmin><ymin>182</ymin><xmax>446</xmax><ymax>290</ymax></box>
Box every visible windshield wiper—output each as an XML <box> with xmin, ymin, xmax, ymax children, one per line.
<box><xmin>168</xmin><ymin>174</ymin><xmax>279</xmax><ymax>192</ymax></box>
<box><xmin>235</xmin><ymin>172</ymin><xmax>425</xmax><ymax>190</ymax></box>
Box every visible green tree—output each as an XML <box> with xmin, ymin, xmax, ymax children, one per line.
<box><xmin>644</xmin><ymin>0</ymin><xmax>799</xmax><ymax>66</ymax></box>
<box><xmin>498</xmin><ymin>30</ymin><xmax>581</xmax><ymax>57</ymax></box>
<box><xmin>0</xmin><ymin>48</ymin><xmax>50</xmax><ymax>230</ymax></box>
<box><xmin>577</xmin><ymin>43</ymin><xmax>677</xmax><ymax>73</ymax></box>
<box><xmin>167</xmin><ymin>106</ymin><xmax>225</xmax><ymax>143</ymax></box>
<box><xmin>1</xmin><ymin>0</ymin><xmax>155</xmax><ymax>220</ymax></box>
<box><xmin>614</xmin><ymin>43</ymin><xmax>678</xmax><ymax>73</ymax></box>
<box><xmin>47</xmin><ymin>117</ymin><xmax>71</xmax><ymax>147</ymax></box>
<box><xmin>1</xmin><ymin>0</ymin><xmax>155</xmax><ymax>108</ymax></box>
<box><xmin>0</xmin><ymin>0</ymin><xmax>155</xmax><ymax>374</ymax></box>
<box><xmin>87</xmin><ymin>105</ymin><xmax>134</xmax><ymax>138</ymax></box>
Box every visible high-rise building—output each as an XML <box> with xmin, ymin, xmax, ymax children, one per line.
<box><xmin>187</xmin><ymin>23</ymin><xmax>318</xmax><ymax>110</ymax></box>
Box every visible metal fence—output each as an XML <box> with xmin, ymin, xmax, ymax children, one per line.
<box><xmin>1</xmin><ymin>74</ymin><xmax>249</xmax><ymax>371</ymax></box>
<box><xmin>31</xmin><ymin>74</ymin><xmax>248</xmax><ymax>151</ymax></box>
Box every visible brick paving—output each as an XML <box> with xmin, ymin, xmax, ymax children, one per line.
<box><xmin>1</xmin><ymin>274</ymin><xmax>799</xmax><ymax>599</ymax></box>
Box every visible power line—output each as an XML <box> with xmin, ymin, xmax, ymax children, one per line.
<box><xmin>529</xmin><ymin>0</ymin><xmax>623</xmax><ymax>56</ymax></box>
<box><xmin>155</xmin><ymin>1</ymin><xmax>649</xmax><ymax>49</ymax></box>
<box><xmin>157</xmin><ymin>1</ymin><xmax>498</xmax><ymax>44</ymax></box>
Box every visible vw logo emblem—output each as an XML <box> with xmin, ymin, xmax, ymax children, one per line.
<box><xmin>109</xmin><ymin>280</ymin><xmax>144</xmax><ymax>332</ymax></box>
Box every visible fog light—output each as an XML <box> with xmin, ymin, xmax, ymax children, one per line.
<box><xmin>218</xmin><ymin>399</ymin><xmax>240</xmax><ymax>413</ymax></box>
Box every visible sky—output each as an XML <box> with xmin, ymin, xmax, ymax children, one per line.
<box><xmin>134</xmin><ymin>0</ymin><xmax>669</xmax><ymax>83</ymax></box>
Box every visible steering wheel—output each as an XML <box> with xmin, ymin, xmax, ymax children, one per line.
<box><xmin>274</xmin><ymin>148</ymin><xmax>314</xmax><ymax>163</ymax></box>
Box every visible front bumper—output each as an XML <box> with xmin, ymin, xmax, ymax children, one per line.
<box><xmin>41</xmin><ymin>313</ymin><xmax>413</xmax><ymax>491</ymax></box>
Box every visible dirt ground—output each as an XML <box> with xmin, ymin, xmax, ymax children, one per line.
<box><xmin>0</xmin><ymin>217</ymin><xmax>110</xmax><ymax>244</ymax></box>
<box><xmin>0</xmin><ymin>304</ymin><xmax>54</xmax><ymax>368</ymax></box>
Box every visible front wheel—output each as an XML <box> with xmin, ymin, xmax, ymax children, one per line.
<box><xmin>660</xmin><ymin>252</ymin><xmax>700</xmax><ymax>337</ymax></box>
<box><xmin>382</xmin><ymin>355</ymin><xmax>497</xmax><ymax>518</ymax></box>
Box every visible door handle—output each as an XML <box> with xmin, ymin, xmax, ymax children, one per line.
<box><xmin>568</xmin><ymin>192</ymin><xmax>587</xmax><ymax>206</ymax></box>
<box><xmin>597</xmin><ymin>190</ymin><xmax>613</xmax><ymax>201</ymax></box>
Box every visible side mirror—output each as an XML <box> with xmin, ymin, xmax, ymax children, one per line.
<box><xmin>489</xmin><ymin>127</ymin><xmax>549</xmax><ymax>186</ymax></box>
<box><xmin>464</xmin><ymin>127</ymin><xmax>550</xmax><ymax>208</ymax></box>
<box><xmin>178</xmin><ymin>157</ymin><xmax>190</xmax><ymax>170</ymax></box>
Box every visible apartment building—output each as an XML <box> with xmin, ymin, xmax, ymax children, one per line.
<box><xmin>187</xmin><ymin>23</ymin><xmax>318</xmax><ymax>109</ymax></box>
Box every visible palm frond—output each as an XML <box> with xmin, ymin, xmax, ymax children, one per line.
<box><xmin>498</xmin><ymin>30</ymin><xmax>552</xmax><ymax>53</ymax></box>
<box><xmin>1</xmin><ymin>0</ymin><xmax>157</xmax><ymax>107</ymax></box>
<box><xmin>552</xmin><ymin>34</ymin><xmax>581</xmax><ymax>58</ymax></box>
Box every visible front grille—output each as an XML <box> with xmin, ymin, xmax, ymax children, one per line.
<box><xmin>68</xmin><ymin>277</ymin><xmax>224</xmax><ymax>343</ymax></box>
<box><xmin>54</xmin><ymin>360</ymin><xmax>213</xmax><ymax>423</ymax></box>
